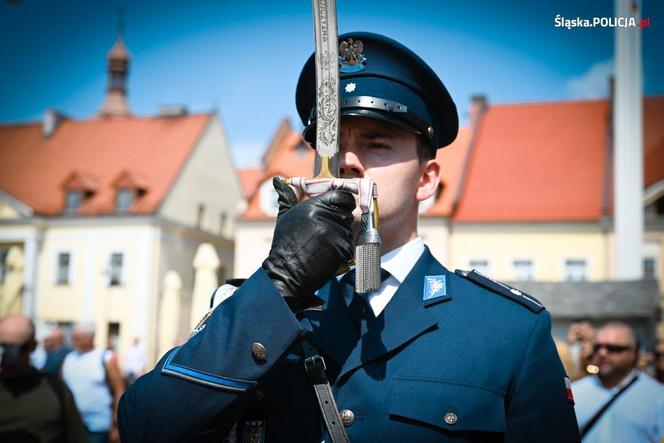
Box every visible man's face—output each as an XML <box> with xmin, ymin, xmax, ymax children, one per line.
<box><xmin>338</xmin><ymin>117</ymin><xmax>438</xmax><ymax>251</ymax></box>
<box><xmin>592</xmin><ymin>326</ymin><xmax>638</xmax><ymax>380</ymax></box>
<box><xmin>71</xmin><ymin>328</ymin><xmax>93</xmax><ymax>351</ymax></box>
<box><xmin>0</xmin><ymin>316</ymin><xmax>36</xmax><ymax>376</ymax></box>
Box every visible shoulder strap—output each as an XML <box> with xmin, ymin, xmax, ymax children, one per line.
<box><xmin>301</xmin><ymin>340</ymin><xmax>350</xmax><ymax>443</ymax></box>
<box><xmin>455</xmin><ymin>269</ymin><xmax>545</xmax><ymax>313</ymax></box>
<box><xmin>580</xmin><ymin>374</ymin><xmax>639</xmax><ymax>438</ymax></box>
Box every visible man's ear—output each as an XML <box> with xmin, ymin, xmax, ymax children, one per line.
<box><xmin>416</xmin><ymin>160</ymin><xmax>440</xmax><ymax>202</ymax></box>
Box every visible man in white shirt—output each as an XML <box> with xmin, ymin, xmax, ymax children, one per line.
<box><xmin>573</xmin><ymin>322</ymin><xmax>664</xmax><ymax>442</ymax></box>
<box><xmin>121</xmin><ymin>337</ymin><xmax>145</xmax><ymax>387</ymax></box>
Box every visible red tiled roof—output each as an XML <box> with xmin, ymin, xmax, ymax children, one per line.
<box><xmin>240</xmin><ymin>120</ymin><xmax>313</xmax><ymax>221</ymax></box>
<box><xmin>454</xmin><ymin>100</ymin><xmax>611</xmax><ymax>222</ymax></box>
<box><xmin>644</xmin><ymin>97</ymin><xmax>664</xmax><ymax>189</ymax></box>
<box><xmin>238</xmin><ymin>96</ymin><xmax>664</xmax><ymax>223</ymax></box>
<box><xmin>454</xmin><ymin>96</ymin><xmax>664</xmax><ymax>222</ymax></box>
<box><xmin>238</xmin><ymin>167</ymin><xmax>264</xmax><ymax>199</ymax></box>
<box><xmin>0</xmin><ymin>114</ymin><xmax>211</xmax><ymax>216</ymax></box>
<box><xmin>421</xmin><ymin>127</ymin><xmax>471</xmax><ymax>217</ymax></box>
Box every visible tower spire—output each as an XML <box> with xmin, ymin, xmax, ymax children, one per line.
<box><xmin>98</xmin><ymin>9</ymin><xmax>132</xmax><ymax>118</ymax></box>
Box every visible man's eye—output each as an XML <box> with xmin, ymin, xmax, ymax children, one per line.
<box><xmin>368</xmin><ymin>143</ymin><xmax>390</xmax><ymax>150</ymax></box>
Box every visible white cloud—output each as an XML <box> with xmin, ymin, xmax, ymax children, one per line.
<box><xmin>567</xmin><ymin>60</ymin><xmax>614</xmax><ymax>99</ymax></box>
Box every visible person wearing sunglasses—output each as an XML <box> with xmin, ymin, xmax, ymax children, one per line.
<box><xmin>572</xmin><ymin>322</ymin><xmax>664</xmax><ymax>442</ymax></box>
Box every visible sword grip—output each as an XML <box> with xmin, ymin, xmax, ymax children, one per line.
<box><xmin>285</xmin><ymin>177</ymin><xmax>382</xmax><ymax>293</ymax></box>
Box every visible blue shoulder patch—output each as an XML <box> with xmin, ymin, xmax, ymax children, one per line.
<box><xmin>455</xmin><ymin>269</ymin><xmax>545</xmax><ymax>313</ymax></box>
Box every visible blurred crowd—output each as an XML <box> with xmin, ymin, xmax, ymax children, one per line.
<box><xmin>2</xmin><ymin>311</ymin><xmax>664</xmax><ymax>442</ymax></box>
<box><xmin>0</xmin><ymin>314</ymin><xmax>146</xmax><ymax>443</ymax></box>
<box><xmin>558</xmin><ymin>320</ymin><xmax>664</xmax><ymax>383</ymax></box>
<box><xmin>558</xmin><ymin>321</ymin><xmax>664</xmax><ymax>442</ymax></box>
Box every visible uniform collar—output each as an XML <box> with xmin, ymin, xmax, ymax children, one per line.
<box><xmin>305</xmin><ymin>245</ymin><xmax>445</xmax><ymax>372</ymax></box>
<box><xmin>380</xmin><ymin>237</ymin><xmax>425</xmax><ymax>284</ymax></box>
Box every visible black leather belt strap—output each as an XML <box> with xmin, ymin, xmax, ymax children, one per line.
<box><xmin>303</xmin><ymin>343</ymin><xmax>350</xmax><ymax>443</ymax></box>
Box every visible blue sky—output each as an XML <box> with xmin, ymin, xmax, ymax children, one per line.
<box><xmin>1</xmin><ymin>0</ymin><xmax>662</xmax><ymax>167</ymax></box>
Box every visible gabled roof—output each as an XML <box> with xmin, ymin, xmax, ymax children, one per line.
<box><xmin>238</xmin><ymin>96</ymin><xmax>664</xmax><ymax>223</ymax></box>
<box><xmin>240</xmin><ymin>120</ymin><xmax>313</xmax><ymax>221</ymax></box>
<box><xmin>0</xmin><ymin>114</ymin><xmax>212</xmax><ymax>216</ymax></box>
<box><xmin>644</xmin><ymin>97</ymin><xmax>664</xmax><ymax>189</ymax></box>
<box><xmin>454</xmin><ymin>96</ymin><xmax>664</xmax><ymax>222</ymax></box>
<box><xmin>238</xmin><ymin>167</ymin><xmax>264</xmax><ymax>199</ymax></box>
<box><xmin>454</xmin><ymin>99</ymin><xmax>610</xmax><ymax>222</ymax></box>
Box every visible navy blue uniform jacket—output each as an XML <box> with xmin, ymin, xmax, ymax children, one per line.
<box><xmin>119</xmin><ymin>247</ymin><xmax>580</xmax><ymax>442</ymax></box>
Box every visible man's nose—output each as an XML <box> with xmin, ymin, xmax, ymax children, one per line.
<box><xmin>339</xmin><ymin>148</ymin><xmax>364</xmax><ymax>178</ymax></box>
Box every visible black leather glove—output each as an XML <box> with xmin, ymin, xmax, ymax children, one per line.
<box><xmin>262</xmin><ymin>177</ymin><xmax>355</xmax><ymax>312</ymax></box>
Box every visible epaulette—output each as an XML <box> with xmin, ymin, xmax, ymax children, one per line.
<box><xmin>454</xmin><ymin>269</ymin><xmax>545</xmax><ymax>313</ymax></box>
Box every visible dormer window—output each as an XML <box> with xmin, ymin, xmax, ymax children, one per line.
<box><xmin>65</xmin><ymin>190</ymin><xmax>83</xmax><ymax>213</ymax></box>
<box><xmin>116</xmin><ymin>188</ymin><xmax>134</xmax><ymax>212</ymax></box>
<box><xmin>112</xmin><ymin>170</ymin><xmax>148</xmax><ymax>213</ymax></box>
<box><xmin>61</xmin><ymin>170</ymin><xmax>98</xmax><ymax>214</ymax></box>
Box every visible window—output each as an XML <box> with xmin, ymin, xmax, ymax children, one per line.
<box><xmin>109</xmin><ymin>253</ymin><xmax>124</xmax><ymax>286</ymax></box>
<box><xmin>65</xmin><ymin>190</ymin><xmax>83</xmax><ymax>213</ymax></box>
<box><xmin>56</xmin><ymin>252</ymin><xmax>71</xmax><ymax>285</ymax></box>
<box><xmin>469</xmin><ymin>260</ymin><xmax>489</xmax><ymax>276</ymax></box>
<box><xmin>107</xmin><ymin>322</ymin><xmax>120</xmax><ymax>351</ymax></box>
<box><xmin>644</xmin><ymin>258</ymin><xmax>656</xmax><ymax>281</ymax></box>
<box><xmin>645</xmin><ymin>195</ymin><xmax>664</xmax><ymax>221</ymax></box>
<box><xmin>197</xmin><ymin>204</ymin><xmax>206</xmax><ymax>229</ymax></box>
<box><xmin>513</xmin><ymin>259</ymin><xmax>534</xmax><ymax>281</ymax></box>
<box><xmin>564</xmin><ymin>259</ymin><xmax>587</xmax><ymax>281</ymax></box>
<box><xmin>116</xmin><ymin>188</ymin><xmax>134</xmax><ymax>212</ymax></box>
<box><xmin>0</xmin><ymin>248</ymin><xmax>9</xmax><ymax>284</ymax></box>
<box><xmin>220</xmin><ymin>212</ymin><xmax>228</xmax><ymax>233</ymax></box>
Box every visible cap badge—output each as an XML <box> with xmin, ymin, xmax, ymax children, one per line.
<box><xmin>344</xmin><ymin>82</ymin><xmax>357</xmax><ymax>93</ymax></box>
<box><xmin>339</xmin><ymin>38</ymin><xmax>366</xmax><ymax>73</ymax></box>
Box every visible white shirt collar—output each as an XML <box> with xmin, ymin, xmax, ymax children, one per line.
<box><xmin>593</xmin><ymin>369</ymin><xmax>640</xmax><ymax>394</ymax></box>
<box><xmin>380</xmin><ymin>237</ymin><xmax>425</xmax><ymax>283</ymax></box>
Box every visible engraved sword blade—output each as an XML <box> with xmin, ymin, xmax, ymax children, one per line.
<box><xmin>312</xmin><ymin>0</ymin><xmax>340</xmax><ymax>178</ymax></box>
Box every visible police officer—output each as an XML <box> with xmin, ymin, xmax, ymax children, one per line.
<box><xmin>119</xmin><ymin>32</ymin><xmax>581</xmax><ymax>443</ymax></box>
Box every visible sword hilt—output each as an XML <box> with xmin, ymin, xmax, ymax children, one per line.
<box><xmin>284</xmin><ymin>176</ymin><xmax>382</xmax><ymax>293</ymax></box>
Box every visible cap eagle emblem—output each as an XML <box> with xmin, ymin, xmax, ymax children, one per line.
<box><xmin>339</xmin><ymin>38</ymin><xmax>366</xmax><ymax>73</ymax></box>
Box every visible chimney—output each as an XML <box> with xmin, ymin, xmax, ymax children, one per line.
<box><xmin>469</xmin><ymin>95</ymin><xmax>488</xmax><ymax>127</ymax></box>
<box><xmin>158</xmin><ymin>105</ymin><xmax>189</xmax><ymax>117</ymax></box>
<box><xmin>613</xmin><ymin>0</ymin><xmax>644</xmax><ymax>279</ymax></box>
<box><xmin>42</xmin><ymin>108</ymin><xmax>67</xmax><ymax>137</ymax></box>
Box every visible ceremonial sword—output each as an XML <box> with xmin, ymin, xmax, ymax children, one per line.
<box><xmin>286</xmin><ymin>0</ymin><xmax>382</xmax><ymax>294</ymax></box>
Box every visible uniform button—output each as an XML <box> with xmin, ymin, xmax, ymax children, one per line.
<box><xmin>444</xmin><ymin>412</ymin><xmax>457</xmax><ymax>425</ymax></box>
<box><xmin>251</xmin><ymin>342</ymin><xmax>267</xmax><ymax>363</ymax></box>
<box><xmin>340</xmin><ymin>409</ymin><xmax>355</xmax><ymax>427</ymax></box>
